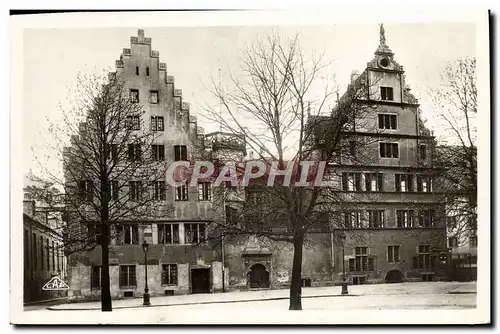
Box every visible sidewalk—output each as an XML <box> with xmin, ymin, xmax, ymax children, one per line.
<box><xmin>47</xmin><ymin>281</ymin><xmax>476</xmax><ymax>311</ymax></box>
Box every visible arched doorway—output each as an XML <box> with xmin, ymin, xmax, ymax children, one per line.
<box><xmin>248</xmin><ymin>263</ymin><xmax>270</xmax><ymax>289</ymax></box>
<box><xmin>385</xmin><ymin>269</ymin><xmax>404</xmax><ymax>283</ymax></box>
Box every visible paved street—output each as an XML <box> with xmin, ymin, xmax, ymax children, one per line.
<box><xmin>15</xmin><ymin>282</ymin><xmax>478</xmax><ymax>324</ymax></box>
<box><xmin>39</xmin><ymin>281</ymin><xmax>475</xmax><ymax>311</ymax></box>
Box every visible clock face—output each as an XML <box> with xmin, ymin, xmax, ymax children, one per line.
<box><xmin>379</xmin><ymin>57</ymin><xmax>390</xmax><ymax>68</ymax></box>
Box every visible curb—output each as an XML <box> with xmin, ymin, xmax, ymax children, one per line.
<box><xmin>447</xmin><ymin>291</ymin><xmax>477</xmax><ymax>295</ymax></box>
<box><xmin>47</xmin><ymin>293</ymin><xmax>358</xmax><ymax>311</ymax></box>
<box><xmin>24</xmin><ymin>297</ymin><xmax>69</xmax><ymax>306</ymax></box>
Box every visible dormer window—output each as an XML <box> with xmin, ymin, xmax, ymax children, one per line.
<box><xmin>380</xmin><ymin>87</ymin><xmax>394</xmax><ymax>101</ymax></box>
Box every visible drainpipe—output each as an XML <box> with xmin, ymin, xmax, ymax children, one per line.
<box><xmin>330</xmin><ymin>230</ymin><xmax>335</xmax><ymax>283</ymax></box>
<box><xmin>221</xmin><ymin>231</ymin><xmax>225</xmax><ymax>293</ymax></box>
<box><xmin>222</xmin><ymin>201</ymin><xmax>226</xmax><ymax>293</ymax></box>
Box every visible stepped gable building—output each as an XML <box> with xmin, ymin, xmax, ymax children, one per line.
<box><xmin>65</xmin><ymin>29</ymin><xmax>245</xmax><ymax>301</ymax></box>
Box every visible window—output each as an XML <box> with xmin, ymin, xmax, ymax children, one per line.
<box><xmin>380</xmin><ymin>143</ymin><xmax>399</xmax><ymax>158</ymax></box>
<box><xmin>151</xmin><ymin>144</ymin><xmax>165</xmax><ymax>161</ymax></box>
<box><xmin>414</xmin><ymin>245</ymin><xmax>431</xmax><ymax>269</ymax></box>
<box><xmin>344</xmin><ymin>211</ymin><xmax>363</xmax><ymax>228</ymax></box>
<box><xmin>52</xmin><ymin>241</ymin><xmax>55</xmax><ymax>272</ymax></box>
<box><xmin>174</xmin><ymin>145</ymin><xmax>188</xmax><ymax>161</ymax></box>
<box><xmin>152</xmin><ymin>181</ymin><xmax>166</xmax><ymax>200</ymax></box>
<box><xmin>45</xmin><ymin>238</ymin><xmax>51</xmax><ymax>271</ymax></box>
<box><xmin>349</xmin><ymin>247</ymin><xmax>375</xmax><ymax>272</ymax></box>
<box><xmin>32</xmin><ymin>233</ymin><xmax>37</xmax><ymax>270</ymax></box>
<box><xmin>77</xmin><ymin>180</ymin><xmax>93</xmax><ymax>201</ymax></box>
<box><xmin>387</xmin><ymin>245</ymin><xmax>400</xmax><ymax>263</ymax></box>
<box><xmin>135</xmin><ymin>66</ymin><xmax>139</xmax><ymax>76</ymax></box>
<box><xmin>40</xmin><ymin>236</ymin><xmax>44</xmax><ymax>270</ymax></box>
<box><xmin>150</xmin><ymin>91</ymin><xmax>159</xmax><ymax>104</ymax></box>
<box><xmin>448</xmin><ymin>237</ymin><xmax>459</xmax><ymax>247</ymax></box>
<box><xmin>107</xmin><ymin>144</ymin><xmax>118</xmax><ymax>162</ymax></box>
<box><xmin>158</xmin><ymin>224</ymin><xmax>180</xmax><ymax>244</ymax></box>
<box><xmin>396</xmin><ymin>210</ymin><xmax>415</xmax><ymax>227</ymax></box>
<box><xmin>378</xmin><ymin>114</ymin><xmax>397</xmax><ymax>130</ymax></box>
<box><xmin>91</xmin><ymin>266</ymin><xmax>102</xmax><ymax>288</ymax></box>
<box><xmin>123</xmin><ymin>291</ymin><xmax>134</xmax><ymax>298</ymax></box>
<box><xmin>109</xmin><ymin>181</ymin><xmax>119</xmax><ymax>200</ymax></box>
<box><xmin>368</xmin><ymin>210</ymin><xmax>385</xmax><ymax>228</ymax></box>
<box><xmin>146</xmin><ymin>67</ymin><xmax>150</xmax><ymax>76</ymax></box>
<box><xmin>87</xmin><ymin>223</ymin><xmax>102</xmax><ymax>243</ymax></box>
<box><xmin>421</xmin><ymin>273</ymin><xmax>434</xmax><ymax>282</ymax></box>
<box><xmin>24</xmin><ymin>229</ymin><xmax>29</xmax><ymax>269</ymax></box>
<box><xmin>175</xmin><ymin>185</ymin><xmax>188</xmax><ymax>201</ymax></box>
<box><xmin>352</xmin><ymin>276</ymin><xmax>366</xmax><ymax>285</ymax></box>
<box><xmin>151</xmin><ymin>116</ymin><xmax>164</xmax><ymax>131</ymax></box>
<box><xmin>119</xmin><ymin>265</ymin><xmax>137</xmax><ymax>287</ymax></box>
<box><xmin>161</xmin><ymin>264</ymin><xmax>178</xmax><ymax>285</ymax></box>
<box><xmin>380</xmin><ymin>87</ymin><xmax>394</xmax><ymax>101</ymax></box>
<box><xmin>417</xmin><ymin>175</ymin><xmax>432</xmax><ymax>192</ymax></box>
<box><xmin>342</xmin><ymin>172</ymin><xmax>361</xmax><ymax>191</ymax></box>
<box><xmin>395</xmin><ymin>174</ymin><xmax>414</xmax><ymax>192</ymax></box>
<box><xmin>469</xmin><ymin>235</ymin><xmax>478</xmax><ymax>247</ymax></box>
<box><xmin>348</xmin><ymin>141</ymin><xmax>356</xmax><ymax>156</ymax></box>
<box><xmin>130</xmin><ymin>89</ymin><xmax>139</xmax><ymax>103</ymax></box>
<box><xmin>198</xmin><ymin>182</ymin><xmax>212</xmax><ymax>201</ymax></box>
<box><xmin>447</xmin><ymin>216</ymin><xmax>458</xmax><ymax>230</ymax></box>
<box><xmin>419</xmin><ymin>145</ymin><xmax>427</xmax><ymax>160</ymax></box>
<box><xmin>128</xmin><ymin>144</ymin><xmax>142</xmax><ymax>161</ymax></box>
<box><xmin>127</xmin><ymin>116</ymin><xmax>140</xmax><ymax>130</ymax></box>
<box><xmin>184</xmin><ymin>223</ymin><xmax>206</xmax><ymax>244</ymax></box>
<box><xmin>129</xmin><ymin>181</ymin><xmax>143</xmax><ymax>201</ymax></box>
<box><xmin>417</xmin><ymin>209</ymin><xmax>435</xmax><ymax>228</ymax></box>
<box><xmin>365</xmin><ymin>173</ymin><xmax>383</xmax><ymax>191</ymax></box>
<box><xmin>116</xmin><ymin>225</ymin><xmax>139</xmax><ymax>245</ymax></box>
<box><xmin>56</xmin><ymin>244</ymin><xmax>60</xmax><ymax>272</ymax></box>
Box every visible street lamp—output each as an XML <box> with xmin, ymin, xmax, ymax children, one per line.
<box><xmin>142</xmin><ymin>240</ymin><xmax>151</xmax><ymax>306</ymax></box>
<box><xmin>341</xmin><ymin>233</ymin><xmax>349</xmax><ymax>295</ymax></box>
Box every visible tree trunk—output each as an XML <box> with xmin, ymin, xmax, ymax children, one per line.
<box><xmin>100</xmin><ymin>225</ymin><xmax>112</xmax><ymax>312</ymax></box>
<box><xmin>289</xmin><ymin>234</ymin><xmax>304</xmax><ymax>310</ymax></box>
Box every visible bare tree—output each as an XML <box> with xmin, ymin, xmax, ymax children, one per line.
<box><xmin>202</xmin><ymin>31</ymin><xmax>379</xmax><ymax>310</ymax></box>
<box><xmin>30</xmin><ymin>71</ymin><xmax>173</xmax><ymax>312</ymax></box>
<box><xmin>430</xmin><ymin>57</ymin><xmax>477</xmax><ymax>242</ymax></box>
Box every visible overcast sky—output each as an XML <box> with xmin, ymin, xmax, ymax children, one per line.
<box><xmin>22</xmin><ymin>22</ymin><xmax>477</xmax><ymax>178</ymax></box>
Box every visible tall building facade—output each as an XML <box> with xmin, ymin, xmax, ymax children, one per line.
<box><xmin>326</xmin><ymin>25</ymin><xmax>448</xmax><ymax>284</ymax></box>
<box><xmin>65</xmin><ymin>27</ymin><xmax>449</xmax><ymax>302</ymax></box>
<box><xmin>65</xmin><ymin>30</ymin><xmax>245</xmax><ymax>301</ymax></box>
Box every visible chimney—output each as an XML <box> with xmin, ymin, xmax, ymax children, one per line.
<box><xmin>23</xmin><ymin>200</ymin><xmax>35</xmax><ymax>217</ymax></box>
<box><xmin>350</xmin><ymin>71</ymin><xmax>360</xmax><ymax>84</ymax></box>
<box><xmin>138</xmin><ymin>29</ymin><xmax>145</xmax><ymax>42</ymax></box>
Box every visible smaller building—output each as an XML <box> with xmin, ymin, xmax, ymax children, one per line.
<box><xmin>446</xmin><ymin>200</ymin><xmax>477</xmax><ymax>281</ymax></box>
<box><xmin>23</xmin><ymin>200</ymin><xmax>68</xmax><ymax>304</ymax></box>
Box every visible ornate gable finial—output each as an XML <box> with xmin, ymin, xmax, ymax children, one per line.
<box><xmin>379</xmin><ymin>23</ymin><xmax>386</xmax><ymax>46</ymax></box>
<box><xmin>375</xmin><ymin>23</ymin><xmax>393</xmax><ymax>56</ymax></box>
